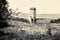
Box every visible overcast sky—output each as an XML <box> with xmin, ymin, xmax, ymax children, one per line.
<box><xmin>7</xmin><ymin>0</ymin><xmax>60</xmax><ymax>14</ymax></box>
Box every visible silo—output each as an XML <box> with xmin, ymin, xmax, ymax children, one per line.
<box><xmin>30</xmin><ymin>7</ymin><xmax>36</xmax><ymax>23</ymax></box>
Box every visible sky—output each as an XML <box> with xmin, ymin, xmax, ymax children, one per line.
<box><xmin>6</xmin><ymin>0</ymin><xmax>60</xmax><ymax>19</ymax></box>
<box><xmin>7</xmin><ymin>0</ymin><xmax>60</xmax><ymax>14</ymax></box>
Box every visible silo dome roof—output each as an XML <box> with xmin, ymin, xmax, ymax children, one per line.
<box><xmin>30</xmin><ymin>7</ymin><xmax>36</xmax><ymax>10</ymax></box>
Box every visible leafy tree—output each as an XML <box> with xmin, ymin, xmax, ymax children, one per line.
<box><xmin>0</xmin><ymin>0</ymin><xmax>9</xmax><ymax>20</ymax></box>
<box><xmin>50</xmin><ymin>20</ymin><xmax>54</xmax><ymax>23</ymax></box>
<box><xmin>0</xmin><ymin>0</ymin><xmax>9</xmax><ymax>28</ymax></box>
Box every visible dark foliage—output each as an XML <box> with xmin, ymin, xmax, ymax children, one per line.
<box><xmin>0</xmin><ymin>0</ymin><xmax>8</xmax><ymax>20</ymax></box>
<box><xmin>12</xmin><ymin>18</ymin><xmax>30</xmax><ymax>23</ymax></box>
<box><xmin>50</xmin><ymin>19</ymin><xmax>60</xmax><ymax>23</ymax></box>
<box><xmin>0</xmin><ymin>21</ymin><xmax>10</xmax><ymax>28</ymax></box>
<box><xmin>0</xmin><ymin>0</ymin><xmax>9</xmax><ymax>28</ymax></box>
<box><xmin>50</xmin><ymin>20</ymin><xmax>54</xmax><ymax>23</ymax></box>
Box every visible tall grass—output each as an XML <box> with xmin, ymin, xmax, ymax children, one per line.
<box><xmin>0</xmin><ymin>29</ymin><xmax>60</xmax><ymax>40</ymax></box>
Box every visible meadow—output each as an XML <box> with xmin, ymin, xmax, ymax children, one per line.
<box><xmin>0</xmin><ymin>20</ymin><xmax>60</xmax><ymax>40</ymax></box>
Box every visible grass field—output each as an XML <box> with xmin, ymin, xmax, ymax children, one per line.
<box><xmin>0</xmin><ymin>20</ymin><xmax>60</xmax><ymax>40</ymax></box>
